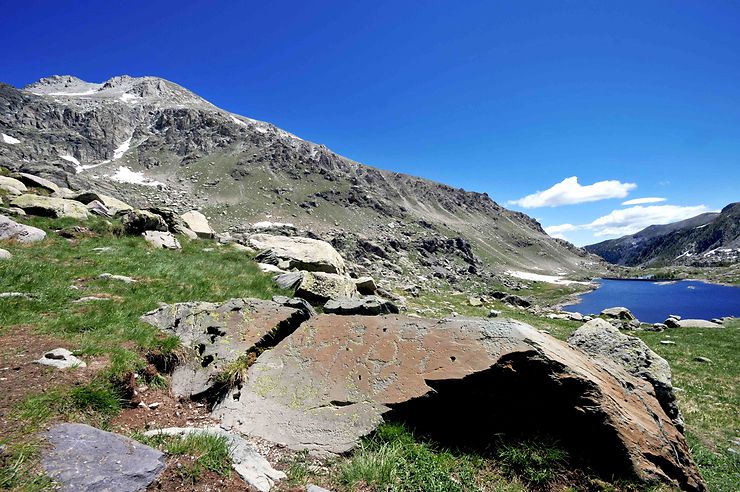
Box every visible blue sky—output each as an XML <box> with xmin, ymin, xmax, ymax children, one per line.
<box><xmin>3</xmin><ymin>1</ymin><xmax>739</xmax><ymax>246</ymax></box>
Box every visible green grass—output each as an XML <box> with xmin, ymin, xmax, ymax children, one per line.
<box><xmin>135</xmin><ymin>432</ymin><xmax>232</xmax><ymax>483</ymax></box>
<box><xmin>0</xmin><ymin>215</ymin><xmax>282</xmax><ymax>378</ymax></box>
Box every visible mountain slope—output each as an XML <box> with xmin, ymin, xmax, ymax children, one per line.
<box><xmin>585</xmin><ymin>203</ymin><xmax>740</xmax><ymax>267</ymax></box>
<box><xmin>0</xmin><ymin>75</ymin><xmax>602</xmax><ymax>286</ymax></box>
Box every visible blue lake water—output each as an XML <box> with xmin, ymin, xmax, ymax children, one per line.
<box><xmin>561</xmin><ymin>279</ymin><xmax>740</xmax><ymax>323</ymax></box>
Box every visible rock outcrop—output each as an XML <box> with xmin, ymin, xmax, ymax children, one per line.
<box><xmin>211</xmin><ymin>314</ymin><xmax>705</xmax><ymax>490</ymax></box>
<box><xmin>181</xmin><ymin>210</ymin><xmax>215</xmax><ymax>238</ymax></box>
<box><xmin>140</xmin><ymin>298</ymin><xmax>310</xmax><ymax>398</ymax></box>
<box><xmin>72</xmin><ymin>191</ymin><xmax>133</xmax><ymax>215</ymax></box>
<box><xmin>122</xmin><ymin>209</ymin><xmax>168</xmax><ymax>235</ymax></box>
<box><xmin>324</xmin><ymin>296</ymin><xmax>399</xmax><ymax>315</ymax></box>
<box><xmin>568</xmin><ymin>318</ymin><xmax>683</xmax><ymax>430</ymax></box>
<box><xmin>10</xmin><ymin>194</ymin><xmax>88</xmax><ymax>220</ymax></box>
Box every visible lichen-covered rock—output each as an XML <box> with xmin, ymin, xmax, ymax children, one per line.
<box><xmin>122</xmin><ymin>209</ymin><xmax>168</xmax><ymax>234</ymax></box>
<box><xmin>214</xmin><ymin>315</ymin><xmax>705</xmax><ymax>491</ymax></box>
<box><xmin>0</xmin><ymin>176</ymin><xmax>27</xmax><ymax>193</ymax></box>
<box><xmin>14</xmin><ymin>172</ymin><xmax>59</xmax><ymax>194</ymax></box>
<box><xmin>568</xmin><ymin>318</ymin><xmax>683</xmax><ymax>431</ymax></box>
<box><xmin>140</xmin><ymin>298</ymin><xmax>309</xmax><ymax>398</ymax></box>
<box><xmin>0</xmin><ymin>214</ymin><xmax>46</xmax><ymax>243</ymax></box>
<box><xmin>601</xmin><ymin>306</ymin><xmax>636</xmax><ymax>321</ymax></box>
<box><xmin>295</xmin><ymin>271</ymin><xmax>358</xmax><ymax>304</ymax></box>
<box><xmin>250</xmin><ymin>234</ymin><xmax>346</xmax><ymax>274</ymax></box>
<box><xmin>10</xmin><ymin>194</ymin><xmax>88</xmax><ymax>219</ymax></box>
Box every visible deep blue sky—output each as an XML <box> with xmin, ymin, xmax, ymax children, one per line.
<box><xmin>3</xmin><ymin>1</ymin><xmax>739</xmax><ymax>245</ymax></box>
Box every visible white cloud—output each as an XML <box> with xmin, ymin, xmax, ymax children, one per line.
<box><xmin>543</xmin><ymin>223</ymin><xmax>577</xmax><ymax>240</ymax></box>
<box><xmin>509</xmin><ymin>176</ymin><xmax>637</xmax><ymax>208</ymax></box>
<box><xmin>586</xmin><ymin>204</ymin><xmax>710</xmax><ymax>237</ymax></box>
<box><xmin>621</xmin><ymin>197</ymin><xmax>666</xmax><ymax>205</ymax></box>
<box><xmin>544</xmin><ymin>204</ymin><xmax>712</xmax><ymax>242</ymax></box>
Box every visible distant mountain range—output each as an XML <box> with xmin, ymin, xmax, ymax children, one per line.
<box><xmin>585</xmin><ymin>203</ymin><xmax>740</xmax><ymax>267</ymax></box>
<box><xmin>0</xmin><ymin>75</ymin><xmax>603</xmax><ymax>289</ymax></box>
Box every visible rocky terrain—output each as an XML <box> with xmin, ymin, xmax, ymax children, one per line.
<box><xmin>1</xmin><ymin>76</ymin><xmax>737</xmax><ymax>492</ymax></box>
<box><xmin>586</xmin><ymin>203</ymin><xmax>740</xmax><ymax>268</ymax></box>
<box><xmin>0</xmin><ymin>75</ymin><xmax>605</xmax><ymax>296</ymax></box>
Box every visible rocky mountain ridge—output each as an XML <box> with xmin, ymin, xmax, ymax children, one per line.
<box><xmin>586</xmin><ymin>203</ymin><xmax>740</xmax><ymax>267</ymax></box>
<box><xmin>0</xmin><ymin>74</ymin><xmax>604</xmax><ymax>292</ymax></box>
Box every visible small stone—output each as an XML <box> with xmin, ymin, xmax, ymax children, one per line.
<box><xmin>34</xmin><ymin>348</ymin><xmax>86</xmax><ymax>369</ymax></box>
<box><xmin>468</xmin><ymin>297</ymin><xmax>483</xmax><ymax>307</ymax></box>
<box><xmin>98</xmin><ymin>273</ymin><xmax>136</xmax><ymax>284</ymax></box>
<box><xmin>660</xmin><ymin>340</ymin><xmax>676</xmax><ymax>345</ymax></box>
<box><xmin>487</xmin><ymin>309</ymin><xmax>501</xmax><ymax>318</ymax></box>
<box><xmin>143</xmin><ymin>231</ymin><xmax>181</xmax><ymax>250</ymax></box>
<box><xmin>148</xmin><ymin>402</ymin><xmax>161</xmax><ymax>409</ymax></box>
<box><xmin>0</xmin><ymin>248</ymin><xmax>11</xmax><ymax>259</ymax></box>
<box><xmin>694</xmin><ymin>356</ymin><xmax>712</xmax><ymax>363</ymax></box>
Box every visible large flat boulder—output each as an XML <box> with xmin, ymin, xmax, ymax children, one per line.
<box><xmin>181</xmin><ymin>210</ymin><xmax>215</xmax><ymax>238</ymax></box>
<box><xmin>214</xmin><ymin>315</ymin><xmax>705</xmax><ymax>491</ymax></box>
<box><xmin>140</xmin><ymin>298</ymin><xmax>310</xmax><ymax>398</ymax></box>
<box><xmin>250</xmin><ymin>234</ymin><xmax>346</xmax><ymax>274</ymax></box>
<box><xmin>0</xmin><ymin>214</ymin><xmax>46</xmax><ymax>243</ymax></box>
<box><xmin>42</xmin><ymin>423</ymin><xmax>165</xmax><ymax>491</ymax></box>
<box><xmin>10</xmin><ymin>194</ymin><xmax>88</xmax><ymax>220</ymax></box>
<box><xmin>14</xmin><ymin>172</ymin><xmax>60</xmax><ymax>194</ymax></box>
<box><xmin>568</xmin><ymin>318</ymin><xmax>682</xmax><ymax>431</ymax></box>
<box><xmin>143</xmin><ymin>230</ymin><xmax>181</xmax><ymax>250</ymax></box>
<box><xmin>676</xmin><ymin>319</ymin><xmax>723</xmax><ymax>328</ymax></box>
<box><xmin>324</xmin><ymin>296</ymin><xmax>399</xmax><ymax>315</ymax></box>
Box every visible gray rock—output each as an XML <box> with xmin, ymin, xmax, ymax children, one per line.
<box><xmin>0</xmin><ymin>292</ymin><xmax>35</xmax><ymax>299</ymax></box>
<box><xmin>294</xmin><ymin>271</ymin><xmax>358</xmax><ymax>304</ymax></box>
<box><xmin>660</xmin><ymin>340</ymin><xmax>676</xmax><ymax>345</ymax></box>
<box><xmin>14</xmin><ymin>172</ymin><xmax>59</xmax><ymax>194</ymax></box>
<box><xmin>694</xmin><ymin>356</ymin><xmax>713</xmax><ymax>363</ymax></box>
<box><xmin>0</xmin><ymin>176</ymin><xmax>27</xmax><ymax>193</ymax></box>
<box><xmin>274</xmin><ymin>271</ymin><xmax>304</xmax><ymax>290</ymax></box>
<box><xmin>142</xmin><ymin>427</ymin><xmax>285</xmax><ymax>492</ymax></box>
<box><xmin>664</xmin><ymin>317</ymin><xmax>681</xmax><ymax>328</ymax></box>
<box><xmin>42</xmin><ymin>423</ymin><xmax>165</xmax><ymax>491</ymax></box>
<box><xmin>0</xmin><ymin>248</ymin><xmax>11</xmax><ymax>259</ymax></box>
<box><xmin>272</xmin><ymin>295</ymin><xmax>317</xmax><ymax>318</ymax></box>
<box><xmin>250</xmin><ymin>234</ymin><xmax>346</xmax><ymax>274</ymax></box>
<box><xmin>143</xmin><ymin>230</ymin><xmax>181</xmax><ymax>250</ymax></box>
<box><xmin>140</xmin><ymin>298</ymin><xmax>309</xmax><ymax>398</ymax></box>
<box><xmin>600</xmin><ymin>306</ymin><xmax>636</xmax><ymax>321</ymax></box>
<box><xmin>487</xmin><ymin>309</ymin><xmax>501</xmax><ymax>318</ymax></box>
<box><xmin>650</xmin><ymin>323</ymin><xmax>667</xmax><ymax>332</ymax></box>
<box><xmin>307</xmin><ymin>486</ymin><xmax>332</xmax><ymax>492</ymax></box>
<box><xmin>324</xmin><ymin>296</ymin><xmax>399</xmax><ymax>316</ymax></box>
<box><xmin>0</xmin><ymin>215</ymin><xmax>46</xmax><ymax>243</ymax></box>
<box><xmin>34</xmin><ymin>348</ymin><xmax>86</xmax><ymax>369</ymax></box>
<box><xmin>668</xmin><ymin>314</ymin><xmax>681</xmax><ymax>320</ymax></box>
<box><xmin>10</xmin><ymin>194</ymin><xmax>88</xmax><ymax>220</ymax></box>
<box><xmin>72</xmin><ymin>191</ymin><xmax>133</xmax><ymax>215</ymax></box>
<box><xmin>122</xmin><ymin>209</ymin><xmax>168</xmax><ymax>235</ymax></box>
<box><xmin>86</xmin><ymin>200</ymin><xmax>112</xmax><ymax>217</ymax></box>
<box><xmin>181</xmin><ymin>210</ymin><xmax>214</xmax><ymax>238</ymax></box>
<box><xmin>676</xmin><ymin>319</ymin><xmax>723</xmax><ymax>328</ymax></box>
<box><xmin>354</xmin><ymin>276</ymin><xmax>377</xmax><ymax>295</ymax></box>
<box><xmin>468</xmin><ymin>297</ymin><xmax>483</xmax><ymax>307</ymax></box>
<box><xmin>502</xmin><ymin>294</ymin><xmax>531</xmax><ymax>308</ymax></box>
<box><xmin>0</xmin><ymin>183</ymin><xmax>22</xmax><ymax>196</ymax></box>
<box><xmin>568</xmin><ymin>318</ymin><xmax>683</xmax><ymax>431</ymax></box>
<box><xmin>98</xmin><ymin>273</ymin><xmax>136</xmax><ymax>284</ymax></box>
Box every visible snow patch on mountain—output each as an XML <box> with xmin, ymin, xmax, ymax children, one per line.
<box><xmin>1</xmin><ymin>133</ymin><xmax>20</xmax><ymax>145</ymax></box>
<box><xmin>110</xmin><ymin>166</ymin><xmax>164</xmax><ymax>187</ymax></box>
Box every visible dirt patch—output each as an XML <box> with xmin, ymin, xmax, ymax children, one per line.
<box><xmin>0</xmin><ymin>326</ymin><xmax>105</xmax><ymax>437</ymax></box>
<box><xmin>111</xmin><ymin>390</ymin><xmax>218</xmax><ymax>432</ymax></box>
<box><xmin>146</xmin><ymin>455</ymin><xmax>254</xmax><ymax>492</ymax></box>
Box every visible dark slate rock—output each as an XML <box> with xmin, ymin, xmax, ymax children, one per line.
<box><xmin>323</xmin><ymin>295</ymin><xmax>399</xmax><ymax>316</ymax></box>
<box><xmin>42</xmin><ymin>423</ymin><xmax>165</xmax><ymax>491</ymax></box>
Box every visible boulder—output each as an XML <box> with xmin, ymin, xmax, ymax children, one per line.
<box><xmin>14</xmin><ymin>172</ymin><xmax>60</xmax><ymax>194</ymax></box>
<box><xmin>0</xmin><ymin>183</ymin><xmax>22</xmax><ymax>196</ymax></box>
<box><xmin>86</xmin><ymin>200</ymin><xmax>112</xmax><ymax>217</ymax></box>
<box><xmin>676</xmin><ymin>319</ymin><xmax>723</xmax><ymax>328</ymax></box>
<box><xmin>181</xmin><ymin>210</ymin><xmax>215</xmax><ymax>238</ymax></box>
<box><xmin>664</xmin><ymin>317</ymin><xmax>681</xmax><ymax>328</ymax></box>
<box><xmin>274</xmin><ymin>271</ymin><xmax>305</xmax><ymax>290</ymax></box>
<box><xmin>143</xmin><ymin>231</ymin><xmax>181</xmax><ymax>250</ymax></box>
<box><xmin>10</xmin><ymin>194</ymin><xmax>88</xmax><ymax>220</ymax></box>
<box><xmin>214</xmin><ymin>315</ymin><xmax>704</xmax><ymax>490</ymax></box>
<box><xmin>502</xmin><ymin>294</ymin><xmax>531</xmax><ymax>308</ymax></box>
<box><xmin>568</xmin><ymin>318</ymin><xmax>683</xmax><ymax>431</ymax></box>
<box><xmin>0</xmin><ymin>248</ymin><xmax>11</xmax><ymax>259</ymax></box>
<box><xmin>295</xmin><ymin>271</ymin><xmax>358</xmax><ymax>304</ymax></box>
<box><xmin>601</xmin><ymin>307</ymin><xmax>636</xmax><ymax>321</ymax></box>
<box><xmin>42</xmin><ymin>423</ymin><xmax>165</xmax><ymax>491</ymax></box>
<box><xmin>53</xmin><ymin>187</ymin><xmax>77</xmax><ymax>199</ymax></box>
<box><xmin>250</xmin><ymin>234</ymin><xmax>346</xmax><ymax>274</ymax></box>
<box><xmin>140</xmin><ymin>298</ymin><xmax>309</xmax><ymax>398</ymax></box>
<box><xmin>72</xmin><ymin>191</ymin><xmax>133</xmax><ymax>215</ymax></box>
<box><xmin>0</xmin><ymin>215</ymin><xmax>46</xmax><ymax>243</ymax></box>
<box><xmin>354</xmin><ymin>276</ymin><xmax>378</xmax><ymax>295</ymax></box>
<box><xmin>34</xmin><ymin>348</ymin><xmax>86</xmax><ymax>369</ymax></box>
<box><xmin>98</xmin><ymin>273</ymin><xmax>136</xmax><ymax>284</ymax></box>
<box><xmin>324</xmin><ymin>296</ymin><xmax>399</xmax><ymax>316</ymax></box>
<box><xmin>122</xmin><ymin>209</ymin><xmax>168</xmax><ymax>235</ymax></box>
<box><xmin>0</xmin><ymin>176</ymin><xmax>27</xmax><ymax>193</ymax></box>
<box><xmin>468</xmin><ymin>297</ymin><xmax>483</xmax><ymax>307</ymax></box>
<box><xmin>143</xmin><ymin>427</ymin><xmax>285</xmax><ymax>492</ymax></box>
